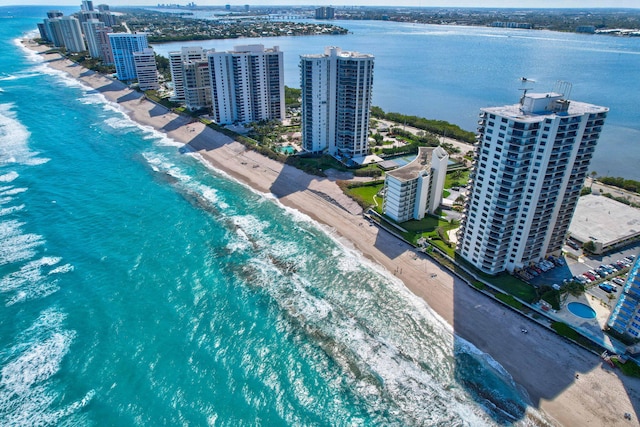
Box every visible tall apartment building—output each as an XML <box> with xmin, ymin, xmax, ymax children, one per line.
<box><xmin>42</xmin><ymin>18</ymin><xmax>64</xmax><ymax>47</ymax></box>
<box><xmin>456</xmin><ymin>89</ymin><xmax>608</xmax><ymax>275</ymax></box>
<box><xmin>81</xmin><ymin>0</ymin><xmax>94</xmax><ymax>12</ymax></box>
<box><xmin>168</xmin><ymin>47</ymin><xmax>208</xmax><ymax>102</ymax></box>
<box><xmin>183</xmin><ymin>59</ymin><xmax>212</xmax><ymax>111</ymax></box>
<box><xmin>38</xmin><ymin>11</ymin><xmax>62</xmax><ymax>43</ymax></box>
<box><xmin>108</xmin><ymin>33</ymin><xmax>149</xmax><ymax>82</ymax></box>
<box><xmin>59</xmin><ymin>16</ymin><xmax>86</xmax><ymax>53</ymax></box>
<box><xmin>608</xmin><ymin>257</ymin><xmax>640</xmax><ymax>339</ymax></box>
<box><xmin>315</xmin><ymin>6</ymin><xmax>335</xmax><ymax>19</ymax></box>
<box><xmin>300</xmin><ymin>47</ymin><xmax>374</xmax><ymax>161</ymax></box>
<box><xmin>133</xmin><ymin>48</ymin><xmax>159</xmax><ymax>91</ymax></box>
<box><xmin>82</xmin><ymin>18</ymin><xmax>106</xmax><ymax>59</ymax></box>
<box><xmin>383</xmin><ymin>146</ymin><xmax>449</xmax><ymax>223</ymax></box>
<box><xmin>96</xmin><ymin>25</ymin><xmax>114</xmax><ymax>64</ymax></box>
<box><xmin>207</xmin><ymin>44</ymin><xmax>284</xmax><ymax>124</ymax></box>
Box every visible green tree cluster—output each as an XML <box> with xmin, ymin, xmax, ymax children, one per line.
<box><xmin>284</xmin><ymin>86</ymin><xmax>301</xmax><ymax>108</ymax></box>
<box><xmin>598</xmin><ymin>176</ymin><xmax>640</xmax><ymax>194</ymax></box>
<box><xmin>371</xmin><ymin>106</ymin><xmax>476</xmax><ymax>143</ymax></box>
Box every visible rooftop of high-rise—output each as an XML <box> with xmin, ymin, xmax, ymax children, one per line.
<box><xmin>301</xmin><ymin>46</ymin><xmax>373</xmax><ymax>59</ymax></box>
<box><xmin>482</xmin><ymin>92</ymin><xmax>608</xmax><ymax>122</ymax></box>
<box><xmin>386</xmin><ymin>146</ymin><xmax>447</xmax><ymax>182</ymax></box>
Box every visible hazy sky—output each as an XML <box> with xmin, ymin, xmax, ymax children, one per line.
<box><xmin>2</xmin><ymin>1</ymin><xmax>638</xmax><ymax>8</ymax></box>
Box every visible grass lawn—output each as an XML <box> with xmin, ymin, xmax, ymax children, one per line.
<box><xmin>481</xmin><ymin>271</ymin><xmax>537</xmax><ymax>303</ymax></box>
<box><xmin>454</xmin><ymin>254</ymin><xmax>538</xmax><ymax>303</ymax></box>
<box><xmin>287</xmin><ymin>155</ymin><xmax>348</xmax><ymax>174</ymax></box>
<box><xmin>346</xmin><ymin>183</ymin><xmax>383</xmax><ymax>208</ymax></box>
<box><xmin>444</xmin><ymin>169</ymin><xmax>470</xmax><ymax>189</ymax></box>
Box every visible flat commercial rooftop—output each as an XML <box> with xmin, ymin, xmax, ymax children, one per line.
<box><xmin>569</xmin><ymin>194</ymin><xmax>640</xmax><ymax>247</ymax></box>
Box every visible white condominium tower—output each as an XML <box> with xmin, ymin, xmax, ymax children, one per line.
<box><xmin>207</xmin><ymin>44</ymin><xmax>285</xmax><ymax>125</ymax></box>
<box><xmin>457</xmin><ymin>88</ymin><xmax>608</xmax><ymax>275</ymax></box>
<box><xmin>169</xmin><ymin>47</ymin><xmax>208</xmax><ymax>102</ymax></box>
<box><xmin>300</xmin><ymin>47</ymin><xmax>374</xmax><ymax>161</ymax></box>
<box><xmin>82</xmin><ymin>18</ymin><xmax>107</xmax><ymax>59</ymax></box>
<box><xmin>59</xmin><ymin>16</ymin><xmax>86</xmax><ymax>53</ymax></box>
<box><xmin>133</xmin><ymin>48</ymin><xmax>159</xmax><ymax>91</ymax></box>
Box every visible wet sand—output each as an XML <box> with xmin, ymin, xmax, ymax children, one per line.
<box><xmin>27</xmin><ymin>40</ymin><xmax>640</xmax><ymax>426</ymax></box>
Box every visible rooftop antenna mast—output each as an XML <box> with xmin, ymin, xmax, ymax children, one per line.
<box><xmin>519</xmin><ymin>77</ymin><xmax>535</xmax><ymax>105</ymax></box>
<box><xmin>553</xmin><ymin>80</ymin><xmax>572</xmax><ymax>99</ymax></box>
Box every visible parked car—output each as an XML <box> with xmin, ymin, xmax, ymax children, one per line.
<box><xmin>599</xmin><ymin>283</ymin><xmax>615</xmax><ymax>293</ymax></box>
<box><xmin>584</xmin><ymin>272</ymin><xmax>597</xmax><ymax>281</ymax></box>
<box><xmin>579</xmin><ymin>274</ymin><xmax>593</xmax><ymax>283</ymax></box>
<box><xmin>600</xmin><ymin>265</ymin><xmax>614</xmax><ymax>274</ymax></box>
<box><xmin>612</xmin><ymin>277</ymin><xmax>626</xmax><ymax>286</ymax></box>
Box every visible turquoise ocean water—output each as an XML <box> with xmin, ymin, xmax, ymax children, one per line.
<box><xmin>0</xmin><ymin>6</ymin><xmax>561</xmax><ymax>426</ymax></box>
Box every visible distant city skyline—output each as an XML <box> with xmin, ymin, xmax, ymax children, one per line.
<box><xmin>2</xmin><ymin>1</ymin><xmax>638</xmax><ymax>9</ymax></box>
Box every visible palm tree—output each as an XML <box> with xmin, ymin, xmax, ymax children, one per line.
<box><xmin>590</xmin><ymin>171</ymin><xmax>597</xmax><ymax>188</ymax></box>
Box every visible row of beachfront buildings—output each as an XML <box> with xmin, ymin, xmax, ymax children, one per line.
<box><xmin>167</xmin><ymin>45</ymin><xmax>375</xmax><ymax>162</ymax></box>
<box><xmin>35</xmin><ymin>7</ymin><xmax>374</xmax><ymax>162</ymax></box>
<box><xmin>37</xmin><ymin>4</ymin><xmax>160</xmax><ymax>93</ymax></box>
<box><xmin>34</xmin><ymin>5</ymin><xmax>640</xmax><ymax>343</ymax></box>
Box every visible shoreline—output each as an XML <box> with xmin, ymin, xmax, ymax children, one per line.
<box><xmin>24</xmin><ymin>40</ymin><xmax>640</xmax><ymax>426</ymax></box>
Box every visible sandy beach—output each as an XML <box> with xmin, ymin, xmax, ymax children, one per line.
<box><xmin>27</xmin><ymin>41</ymin><xmax>640</xmax><ymax>426</ymax></box>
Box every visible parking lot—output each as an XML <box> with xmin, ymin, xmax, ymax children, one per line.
<box><xmin>529</xmin><ymin>242</ymin><xmax>640</xmax><ymax>304</ymax></box>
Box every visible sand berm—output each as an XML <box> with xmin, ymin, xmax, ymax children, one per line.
<box><xmin>27</xmin><ymin>40</ymin><xmax>640</xmax><ymax>427</ymax></box>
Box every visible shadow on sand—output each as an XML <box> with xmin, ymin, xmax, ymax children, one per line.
<box><xmin>451</xmin><ymin>269</ymin><xmax>640</xmax><ymax>424</ymax></box>
<box><xmin>128</xmin><ymin>99</ymin><xmax>640</xmax><ymax>424</ymax></box>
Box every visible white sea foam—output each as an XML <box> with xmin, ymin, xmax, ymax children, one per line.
<box><xmin>0</xmin><ymin>72</ymin><xmax>41</xmax><ymax>82</ymax></box>
<box><xmin>0</xmin><ymin>230</ymin><xmax>43</xmax><ymax>266</ymax></box>
<box><xmin>49</xmin><ymin>263</ymin><xmax>74</xmax><ymax>275</ymax></box>
<box><xmin>219</xmin><ymin>195</ymin><xmax>538</xmax><ymax>424</ymax></box>
<box><xmin>79</xmin><ymin>91</ymin><xmax>106</xmax><ymax>106</ymax></box>
<box><xmin>142</xmin><ymin>151</ymin><xmax>192</xmax><ymax>183</ymax></box>
<box><xmin>0</xmin><ymin>186</ymin><xmax>27</xmax><ymax>196</ymax></box>
<box><xmin>0</xmin><ymin>256</ymin><xmax>62</xmax><ymax>291</ymax></box>
<box><xmin>0</xmin><ymin>103</ymin><xmax>48</xmax><ymax>166</ymax></box>
<box><xmin>0</xmin><ymin>307</ymin><xmax>90</xmax><ymax>426</ymax></box>
<box><xmin>104</xmin><ymin>116</ymin><xmax>138</xmax><ymax>131</ymax></box>
<box><xmin>0</xmin><ymin>171</ymin><xmax>18</xmax><ymax>182</ymax></box>
<box><xmin>0</xmin><ymin>204</ymin><xmax>24</xmax><ymax>217</ymax></box>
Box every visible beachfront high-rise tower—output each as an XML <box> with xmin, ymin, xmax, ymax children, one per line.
<box><xmin>59</xmin><ymin>16</ymin><xmax>86</xmax><ymax>53</ymax></box>
<box><xmin>82</xmin><ymin>18</ymin><xmax>108</xmax><ymax>59</ymax></box>
<box><xmin>168</xmin><ymin>47</ymin><xmax>208</xmax><ymax>102</ymax></box>
<box><xmin>300</xmin><ymin>47</ymin><xmax>374</xmax><ymax>162</ymax></box>
<box><xmin>133</xmin><ymin>48</ymin><xmax>159</xmax><ymax>91</ymax></box>
<box><xmin>207</xmin><ymin>44</ymin><xmax>285</xmax><ymax>125</ymax></box>
<box><xmin>108</xmin><ymin>33</ymin><xmax>149</xmax><ymax>83</ymax></box>
<box><xmin>456</xmin><ymin>87</ymin><xmax>608</xmax><ymax>275</ymax></box>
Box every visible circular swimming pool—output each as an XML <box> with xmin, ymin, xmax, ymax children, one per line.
<box><xmin>567</xmin><ymin>302</ymin><xmax>597</xmax><ymax>319</ymax></box>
